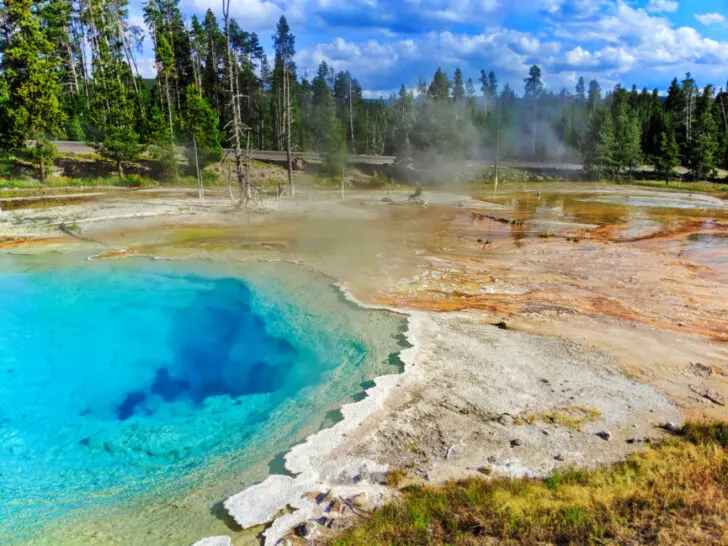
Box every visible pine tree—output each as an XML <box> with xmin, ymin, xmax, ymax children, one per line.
<box><xmin>656</xmin><ymin>128</ymin><xmax>680</xmax><ymax>184</ymax></box>
<box><xmin>488</xmin><ymin>72</ymin><xmax>498</xmax><ymax>98</ymax></box>
<box><xmin>393</xmin><ymin>84</ymin><xmax>415</xmax><ymax>153</ymax></box>
<box><xmin>687</xmin><ymin>86</ymin><xmax>719</xmax><ymax>180</ymax></box>
<box><xmin>453</xmin><ymin>67</ymin><xmax>465</xmax><ymax>102</ymax></box>
<box><xmin>587</xmin><ymin>80</ymin><xmax>601</xmax><ymax>111</ymax></box>
<box><xmin>597</xmin><ymin>111</ymin><xmax>618</xmax><ymax>178</ymax></box>
<box><xmin>85</xmin><ymin>0</ymin><xmax>144</xmax><ymax>178</ymax></box>
<box><xmin>611</xmin><ymin>86</ymin><xmax>642</xmax><ymax>176</ymax></box>
<box><xmin>524</xmin><ymin>65</ymin><xmax>543</xmax><ymax>157</ymax></box>
<box><xmin>479</xmin><ymin>69</ymin><xmax>490</xmax><ymax>110</ymax></box>
<box><xmin>333</xmin><ymin>71</ymin><xmax>360</xmax><ymax>153</ymax></box>
<box><xmin>0</xmin><ymin>0</ymin><xmax>65</xmax><ymax>181</ymax></box>
<box><xmin>310</xmin><ymin>62</ymin><xmax>334</xmax><ymax>152</ymax></box>
<box><xmin>428</xmin><ymin>68</ymin><xmax>450</xmax><ymax>101</ymax></box>
<box><xmin>272</xmin><ymin>15</ymin><xmax>296</xmax><ymax>195</ymax></box>
<box><xmin>183</xmin><ymin>84</ymin><xmax>221</xmax><ymax>202</ymax></box>
<box><xmin>583</xmin><ymin>108</ymin><xmax>616</xmax><ymax>179</ymax></box>
<box><xmin>201</xmin><ymin>10</ymin><xmax>224</xmax><ymax>116</ymax></box>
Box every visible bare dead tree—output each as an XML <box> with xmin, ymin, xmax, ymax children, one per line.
<box><xmin>222</xmin><ymin>0</ymin><xmax>248</xmax><ymax>207</ymax></box>
<box><xmin>192</xmin><ymin>136</ymin><xmax>203</xmax><ymax>204</ymax></box>
<box><xmin>113</xmin><ymin>0</ymin><xmax>139</xmax><ymax>94</ymax></box>
<box><xmin>494</xmin><ymin>97</ymin><xmax>502</xmax><ymax>193</ymax></box>
<box><xmin>348</xmin><ymin>73</ymin><xmax>356</xmax><ymax>154</ymax></box>
<box><xmin>283</xmin><ymin>47</ymin><xmax>295</xmax><ymax>197</ymax></box>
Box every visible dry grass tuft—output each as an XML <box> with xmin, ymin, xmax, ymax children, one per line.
<box><xmin>517</xmin><ymin>405</ymin><xmax>602</xmax><ymax>430</ymax></box>
<box><xmin>334</xmin><ymin>422</ymin><xmax>728</xmax><ymax>545</ymax></box>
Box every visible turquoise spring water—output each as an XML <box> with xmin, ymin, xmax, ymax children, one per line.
<box><xmin>0</xmin><ymin>254</ymin><xmax>405</xmax><ymax>543</ymax></box>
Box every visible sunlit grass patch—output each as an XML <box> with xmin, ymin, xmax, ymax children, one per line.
<box><xmin>516</xmin><ymin>405</ymin><xmax>602</xmax><ymax>430</ymax></box>
<box><xmin>0</xmin><ymin>178</ymin><xmax>43</xmax><ymax>189</ymax></box>
<box><xmin>334</xmin><ymin>422</ymin><xmax>728</xmax><ymax>545</ymax></box>
<box><xmin>621</xmin><ymin>178</ymin><xmax>728</xmax><ymax>195</ymax></box>
<box><xmin>44</xmin><ymin>175</ymin><xmax>157</xmax><ymax>188</ymax></box>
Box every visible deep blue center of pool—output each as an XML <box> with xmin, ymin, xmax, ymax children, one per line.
<box><xmin>113</xmin><ymin>278</ymin><xmax>298</xmax><ymax>421</ymax></box>
<box><xmin>0</xmin><ymin>258</ymin><xmax>387</xmax><ymax>540</ymax></box>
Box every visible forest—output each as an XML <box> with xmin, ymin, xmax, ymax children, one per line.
<box><xmin>1</xmin><ymin>0</ymin><xmax>728</xmax><ymax>189</ymax></box>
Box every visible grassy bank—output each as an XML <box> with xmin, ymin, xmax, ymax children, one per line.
<box><xmin>618</xmin><ymin>178</ymin><xmax>728</xmax><ymax>195</ymax></box>
<box><xmin>335</xmin><ymin>422</ymin><xmax>728</xmax><ymax>545</ymax></box>
<box><xmin>0</xmin><ymin>175</ymin><xmax>158</xmax><ymax>190</ymax></box>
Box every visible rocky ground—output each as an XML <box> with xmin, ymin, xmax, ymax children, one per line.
<box><xmin>2</xmin><ymin>180</ymin><xmax>727</xmax><ymax>545</ymax></box>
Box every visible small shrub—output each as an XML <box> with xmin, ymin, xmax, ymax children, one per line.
<box><xmin>386</xmin><ymin>468</ymin><xmax>408</xmax><ymax>488</ymax></box>
<box><xmin>178</xmin><ymin>176</ymin><xmax>199</xmax><ymax>186</ymax></box>
<box><xmin>682</xmin><ymin>421</ymin><xmax>728</xmax><ymax>447</ymax></box>
<box><xmin>119</xmin><ymin>175</ymin><xmax>156</xmax><ymax>188</ymax></box>
<box><xmin>370</xmin><ymin>170</ymin><xmax>393</xmax><ymax>188</ymax></box>
<box><xmin>0</xmin><ymin>178</ymin><xmax>41</xmax><ymax>189</ymax></box>
<box><xmin>202</xmin><ymin>169</ymin><xmax>220</xmax><ymax>186</ymax></box>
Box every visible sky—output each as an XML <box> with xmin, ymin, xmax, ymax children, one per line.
<box><xmin>128</xmin><ymin>0</ymin><xmax>728</xmax><ymax>98</ymax></box>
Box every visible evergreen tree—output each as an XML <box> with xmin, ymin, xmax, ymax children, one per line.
<box><xmin>596</xmin><ymin>110</ymin><xmax>617</xmax><ymax>178</ymax></box>
<box><xmin>85</xmin><ymin>0</ymin><xmax>144</xmax><ymax>177</ymax></box>
<box><xmin>201</xmin><ymin>9</ymin><xmax>224</xmax><ymax>116</ymax></box>
<box><xmin>524</xmin><ymin>65</ymin><xmax>543</xmax><ymax>157</ymax></box>
<box><xmin>0</xmin><ymin>0</ymin><xmax>65</xmax><ymax>181</ymax></box>
<box><xmin>587</xmin><ymin>80</ymin><xmax>601</xmax><ymax>111</ymax></box>
<box><xmin>183</xmin><ymin>84</ymin><xmax>221</xmax><ymax>201</ymax></box>
<box><xmin>393</xmin><ymin>84</ymin><xmax>415</xmax><ymax>153</ymax></box>
<box><xmin>611</xmin><ymin>86</ymin><xmax>642</xmax><ymax>176</ymax></box>
<box><xmin>687</xmin><ymin>86</ymin><xmax>719</xmax><ymax>179</ymax></box>
<box><xmin>583</xmin><ymin>108</ymin><xmax>616</xmax><ymax>179</ymax></box>
<box><xmin>452</xmin><ymin>67</ymin><xmax>465</xmax><ymax>102</ymax></box>
<box><xmin>656</xmin><ymin>128</ymin><xmax>680</xmax><ymax>184</ymax></box>
<box><xmin>272</xmin><ymin>15</ymin><xmax>296</xmax><ymax>194</ymax></box>
<box><xmin>488</xmin><ymin>72</ymin><xmax>498</xmax><ymax>98</ymax></box>
<box><xmin>428</xmin><ymin>68</ymin><xmax>450</xmax><ymax>101</ymax></box>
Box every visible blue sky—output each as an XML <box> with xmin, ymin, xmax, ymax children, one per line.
<box><xmin>128</xmin><ymin>0</ymin><xmax>728</xmax><ymax>97</ymax></box>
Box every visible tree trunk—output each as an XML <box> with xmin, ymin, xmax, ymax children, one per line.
<box><xmin>113</xmin><ymin>0</ymin><xmax>139</xmax><ymax>94</ymax></box>
<box><xmin>494</xmin><ymin>98</ymin><xmax>501</xmax><ymax>193</ymax></box>
<box><xmin>192</xmin><ymin>53</ymin><xmax>201</xmax><ymax>91</ymax></box>
<box><xmin>284</xmin><ymin>58</ymin><xmax>294</xmax><ymax>197</ymax></box>
<box><xmin>348</xmin><ymin>74</ymin><xmax>356</xmax><ymax>154</ymax></box>
<box><xmin>163</xmin><ymin>73</ymin><xmax>178</xmax><ymax>184</ymax></box>
<box><xmin>117</xmin><ymin>161</ymin><xmax>124</xmax><ymax>178</ymax></box>
<box><xmin>340</xmin><ymin>167</ymin><xmax>345</xmax><ymax>200</ymax></box>
<box><xmin>245</xmin><ymin>129</ymin><xmax>252</xmax><ymax>202</ymax></box>
<box><xmin>193</xmin><ymin>136</ymin><xmax>204</xmax><ymax>203</ymax></box>
<box><xmin>40</xmin><ymin>156</ymin><xmax>46</xmax><ymax>183</ymax></box>
<box><xmin>223</xmin><ymin>0</ymin><xmax>247</xmax><ymax>207</ymax></box>
<box><xmin>531</xmin><ymin>101</ymin><xmax>537</xmax><ymax>157</ymax></box>
<box><xmin>76</xmin><ymin>11</ymin><xmax>90</xmax><ymax>99</ymax></box>
<box><xmin>62</xmin><ymin>22</ymin><xmax>80</xmax><ymax>95</ymax></box>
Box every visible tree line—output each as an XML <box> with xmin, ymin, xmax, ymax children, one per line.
<box><xmin>1</xmin><ymin>0</ymin><xmax>727</xmax><ymax>192</ymax></box>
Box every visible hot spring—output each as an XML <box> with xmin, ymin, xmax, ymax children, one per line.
<box><xmin>0</xmin><ymin>254</ymin><xmax>406</xmax><ymax>544</ymax></box>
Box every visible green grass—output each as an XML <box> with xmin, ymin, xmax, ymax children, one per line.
<box><xmin>616</xmin><ymin>178</ymin><xmax>728</xmax><ymax>194</ymax></box>
<box><xmin>0</xmin><ymin>179</ymin><xmax>44</xmax><ymax>189</ymax></box>
<box><xmin>334</xmin><ymin>422</ymin><xmax>728</xmax><ymax>545</ymax></box>
<box><xmin>48</xmin><ymin>175</ymin><xmax>157</xmax><ymax>188</ymax></box>
<box><xmin>0</xmin><ymin>175</ymin><xmax>158</xmax><ymax>189</ymax></box>
<box><xmin>516</xmin><ymin>405</ymin><xmax>602</xmax><ymax>430</ymax></box>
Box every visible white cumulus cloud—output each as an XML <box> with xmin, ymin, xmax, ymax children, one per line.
<box><xmin>181</xmin><ymin>0</ymin><xmax>282</xmax><ymax>30</ymax></box>
<box><xmin>646</xmin><ymin>0</ymin><xmax>678</xmax><ymax>14</ymax></box>
<box><xmin>695</xmin><ymin>13</ymin><xmax>727</xmax><ymax>26</ymax></box>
